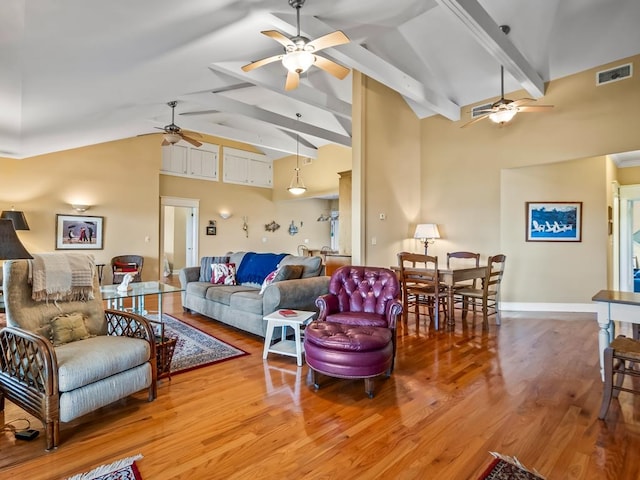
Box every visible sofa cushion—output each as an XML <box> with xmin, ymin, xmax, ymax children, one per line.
<box><xmin>55</xmin><ymin>335</ymin><xmax>150</xmax><ymax>392</ymax></box>
<box><xmin>211</xmin><ymin>263</ymin><xmax>237</xmax><ymax>285</ymax></box>
<box><xmin>279</xmin><ymin>255</ymin><xmax>322</xmax><ymax>278</ymax></box>
<box><xmin>259</xmin><ymin>265</ymin><xmax>304</xmax><ymax>295</ymax></box>
<box><xmin>229</xmin><ymin>290</ymin><xmax>264</xmax><ymax>315</ymax></box>
<box><xmin>199</xmin><ymin>256</ymin><xmax>230</xmax><ymax>282</ymax></box>
<box><xmin>186</xmin><ymin>281</ymin><xmax>214</xmax><ymax>299</ymax></box>
<box><xmin>205</xmin><ymin>285</ymin><xmax>257</xmax><ymax>306</ymax></box>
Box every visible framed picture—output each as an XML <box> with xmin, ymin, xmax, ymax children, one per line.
<box><xmin>206</xmin><ymin>225</ymin><xmax>216</xmax><ymax>235</ymax></box>
<box><xmin>56</xmin><ymin>214</ymin><xmax>104</xmax><ymax>250</ymax></box>
<box><xmin>526</xmin><ymin>202</ymin><xmax>582</xmax><ymax>242</ymax></box>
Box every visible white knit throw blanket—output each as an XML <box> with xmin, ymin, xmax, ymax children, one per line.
<box><xmin>30</xmin><ymin>253</ymin><xmax>95</xmax><ymax>302</ymax></box>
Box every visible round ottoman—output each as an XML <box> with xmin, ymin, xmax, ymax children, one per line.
<box><xmin>304</xmin><ymin>321</ymin><xmax>393</xmax><ymax>398</ymax></box>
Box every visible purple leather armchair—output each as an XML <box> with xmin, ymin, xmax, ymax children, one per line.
<box><xmin>315</xmin><ymin>265</ymin><xmax>403</xmax><ymax>370</ymax></box>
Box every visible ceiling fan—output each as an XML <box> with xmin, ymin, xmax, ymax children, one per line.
<box><xmin>241</xmin><ymin>0</ymin><xmax>351</xmax><ymax>91</ymax></box>
<box><xmin>463</xmin><ymin>25</ymin><xmax>553</xmax><ymax>128</ymax></box>
<box><xmin>462</xmin><ymin>66</ymin><xmax>554</xmax><ymax>128</ymax></box>
<box><xmin>152</xmin><ymin>101</ymin><xmax>202</xmax><ymax>147</ymax></box>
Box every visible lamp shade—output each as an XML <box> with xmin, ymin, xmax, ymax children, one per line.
<box><xmin>0</xmin><ymin>210</ymin><xmax>30</xmax><ymax>230</ymax></box>
<box><xmin>414</xmin><ymin>223</ymin><xmax>440</xmax><ymax>240</ymax></box>
<box><xmin>0</xmin><ymin>219</ymin><xmax>32</xmax><ymax>259</ymax></box>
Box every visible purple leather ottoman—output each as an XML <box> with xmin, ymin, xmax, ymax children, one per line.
<box><xmin>304</xmin><ymin>321</ymin><xmax>393</xmax><ymax>398</ymax></box>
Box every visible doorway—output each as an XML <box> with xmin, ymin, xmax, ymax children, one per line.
<box><xmin>617</xmin><ymin>184</ymin><xmax>640</xmax><ymax>292</ymax></box>
<box><xmin>160</xmin><ymin>196</ymin><xmax>199</xmax><ymax>277</ymax></box>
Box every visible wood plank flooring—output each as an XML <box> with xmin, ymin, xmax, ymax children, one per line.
<box><xmin>1</xmin><ymin>279</ymin><xmax>639</xmax><ymax>479</ymax></box>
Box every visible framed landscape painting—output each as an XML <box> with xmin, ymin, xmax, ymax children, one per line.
<box><xmin>56</xmin><ymin>214</ymin><xmax>104</xmax><ymax>249</ymax></box>
<box><xmin>526</xmin><ymin>202</ymin><xmax>582</xmax><ymax>242</ymax></box>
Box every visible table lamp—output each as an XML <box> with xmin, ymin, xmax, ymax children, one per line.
<box><xmin>0</xmin><ymin>209</ymin><xmax>30</xmax><ymax>231</ymax></box>
<box><xmin>414</xmin><ymin>223</ymin><xmax>440</xmax><ymax>255</ymax></box>
<box><xmin>0</xmin><ymin>218</ymin><xmax>32</xmax><ymax>259</ymax></box>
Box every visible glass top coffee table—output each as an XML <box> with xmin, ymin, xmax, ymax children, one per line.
<box><xmin>100</xmin><ymin>281</ymin><xmax>183</xmax><ymax>318</ymax></box>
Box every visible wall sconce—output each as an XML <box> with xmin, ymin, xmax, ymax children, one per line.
<box><xmin>71</xmin><ymin>204</ymin><xmax>90</xmax><ymax>213</ymax></box>
<box><xmin>0</xmin><ymin>207</ymin><xmax>30</xmax><ymax>231</ymax></box>
<box><xmin>219</xmin><ymin>212</ymin><xmax>232</xmax><ymax>220</ymax></box>
<box><xmin>414</xmin><ymin>223</ymin><xmax>440</xmax><ymax>255</ymax></box>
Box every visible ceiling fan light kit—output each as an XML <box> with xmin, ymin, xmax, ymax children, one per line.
<box><xmin>282</xmin><ymin>50</ymin><xmax>315</xmax><ymax>74</ymax></box>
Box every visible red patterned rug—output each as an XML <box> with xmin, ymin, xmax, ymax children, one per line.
<box><xmin>478</xmin><ymin>453</ymin><xmax>545</xmax><ymax>479</ymax></box>
<box><xmin>66</xmin><ymin>454</ymin><xmax>143</xmax><ymax>480</ymax></box>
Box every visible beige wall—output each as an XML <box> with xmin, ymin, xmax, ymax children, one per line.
<box><xmin>415</xmin><ymin>54</ymin><xmax>640</xmax><ymax>306</ymax></box>
<box><xmin>1</xmin><ymin>133</ymin><xmax>350</xmax><ymax>283</ymax></box>
<box><xmin>0</xmin><ymin>135</ymin><xmax>161</xmax><ymax>283</ymax></box>
<box><xmin>501</xmin><ymin>157</ymin><xmax>608</xmax><ymax>304</ymax></box>
<box><xmin>355</xmin><ymin>74</ymin><xmax>422</xmax><ymax>268</ymax></box>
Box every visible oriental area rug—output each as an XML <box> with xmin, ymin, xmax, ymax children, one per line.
<box><xmin>478</xmin><ymin>453</ymin><xmax>545</xmax><ymax>480</ymax></box>
<box><xmin>147</xmin><ymin>314</ymin><xmax>248</xmax><ymax>375</ymax></box>
<box><xmin>66</xmin><ymin>454</ymin><xmax>143</xmax><ymax>480</ymax></box>
<box><xmin>0</xmin><ymin>313</ymin><xmax>247</xmax><ymax>375</ymax></box>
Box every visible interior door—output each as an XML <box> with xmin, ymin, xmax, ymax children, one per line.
<box><xmin>618</xmin><ymin>184</ymin><xmax>640</xmax><ymax>291</ymax></box>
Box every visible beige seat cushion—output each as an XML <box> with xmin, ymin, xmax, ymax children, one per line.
<box><xmin>55</xmin><ymin>335</ymin><xmax>151</xmax><ymax>392</ymax></box>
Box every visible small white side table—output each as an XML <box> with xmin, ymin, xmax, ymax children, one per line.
<box><xmin>263</xmin><ymin>310</ymin><xmax>315</xmax><ymax>367</ymax></box>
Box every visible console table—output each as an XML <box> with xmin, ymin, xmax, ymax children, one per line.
<box><xmin>100</xmin><ymin>281</ymin><xmax>183</xmax><ymax>318</ymax></box>
<box><xmin>592</xmin><ymin>289</ymin><xmax>640</xmax><ymax>380</ymax></box>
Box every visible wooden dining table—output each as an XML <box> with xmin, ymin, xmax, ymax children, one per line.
<box><xmin>392</xmin><ymin>265</ymin><xmax>488</xmax><ymax>327</ymax></box>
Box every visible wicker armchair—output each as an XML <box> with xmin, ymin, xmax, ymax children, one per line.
<box><xmin>111</xmin><ymin>254</ymin><xmax>144</xmax><ymax>284</ymax></box>
<box><xmin>0</xmin><ymin>258</ymin><xmax>157</xmax><ymax>450</ymax></box>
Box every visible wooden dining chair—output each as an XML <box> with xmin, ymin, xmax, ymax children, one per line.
<box><xmin>456</xmin><ymin>254</ymin><xmax>506</xmax><ymax>329</ymax></box>
<box><xmin>397</xmin><ymin>252</ymin><xmax>447</xmax><ymax>330</ymax></box>
<box><xmin>447</xmin><ymin>251</ymin><xmax>481</xmax><ymax>313</ymax></box>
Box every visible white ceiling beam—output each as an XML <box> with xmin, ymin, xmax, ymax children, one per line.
<box><xmin>182</xmin><ymin>91</ymin><xmax>351</xmax><ymax>147</ymax></box>
<box><xmin>269</xmin><ymin>13</ymin><xmax>461</xmax><ymax>121</ymax></box>
<box><xmin>166</xmin><ymin>115</ymin><xmax>318</xmax><ymax>159</ymax></box>
<box><xmin>208</xmin><ymin>62</ymin><xmax>352</xmax><ymax>119</ymax></box>
<box><xmin>436</xmin><ymin>0</ymin><xmax>545</xmax><ymax>98</ymax></box>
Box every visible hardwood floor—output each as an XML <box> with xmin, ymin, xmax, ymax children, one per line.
<box><xmin>1</xmin><ymin>279</ymin><xmax>639</xmax><ymax>479</ymax></box>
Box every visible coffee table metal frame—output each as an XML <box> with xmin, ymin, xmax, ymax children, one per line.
<box><xmin>263</xmin><ymin>310</ymin><xmax>315</xmax><ymax>367</ymax></box>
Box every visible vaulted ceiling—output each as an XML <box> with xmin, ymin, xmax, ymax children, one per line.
<box><xmin>2</xmin><ymin>0</ymin><xmax>639</xmax><ymax>160</ymax></box>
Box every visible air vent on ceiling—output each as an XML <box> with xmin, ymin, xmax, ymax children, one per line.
<box><xmin>471</xmin><ymin>102</ymin><xmax>493</xmax><ymax>118</ymax></box>
<box><xmin>596</xmin><ymin>63</ymin><xmax>632</xmax><ymax>86</ymax></box>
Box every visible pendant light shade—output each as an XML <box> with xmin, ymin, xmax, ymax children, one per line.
<box><xmin>288</xmin><ymin>113</ymin><xmax>307</xmax><ymax>195</ymax></box>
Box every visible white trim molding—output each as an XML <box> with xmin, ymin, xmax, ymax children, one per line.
<box><xmin>501</xmin><ymin>302</ymin><xmax>597</xmax><ymax>313</ymax></box>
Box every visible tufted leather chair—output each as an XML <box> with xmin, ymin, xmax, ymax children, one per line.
<box><xmin>315</xmin><ymin>265</ymin><xmax>403</xmax><ymax>371</ymax></box>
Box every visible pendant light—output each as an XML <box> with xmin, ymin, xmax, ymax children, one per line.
<box><xmin>288</xmin><ymin>113</ymin><xmax>307</xmax><ymax>195</ymax></box>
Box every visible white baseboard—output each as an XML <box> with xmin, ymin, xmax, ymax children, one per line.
<box><xmin>501</xmin><ymin>302</ymin><xmax>597</xmax><ymax>313</ymax></box>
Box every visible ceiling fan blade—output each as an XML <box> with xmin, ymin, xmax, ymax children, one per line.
<box><xmin>180</xmin><ymin>129</ymin><xmax>202</xmax><ymax>138</ymax></box>
<box><xmin>512</xmin><ymin>98</ymin><xmax>536</xmax><ymax>107</ymax></box>
<box><xmin>285</xmin><ymin>71</ymin><xmax>300</xmax><ymax>91</ymax></box>
<box><xmin>261</xmin><ymin>30</ymin><xmax>293</xmax><ymax>48</ymax></box>
<box><xmin>518</xmin><ymin>105</ymin><xmax>554</xmax><ymax>112</ymax></box>
<box><xmin>461</xmin><ymin>113</ymin><xmax>491</xmax><ymax>128</ymax></box>
<box><xmin>242</xmin><ymin>54</ymin><xmax>284</xmax><ymax>72</ymax></box>
<box><xmin>180</xmin><ymin>134</ymin><xmax>202</xmax><ymax>147</ymax></box>
<box><xmin>307</xmin><ymin>31</ymin><xmax>350</xmax><ymax>52</ymax></box>
<box><xmin>313</xmin><ymin>55</ymin><xmax>350</xmax><ymax>80</ymax></box>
